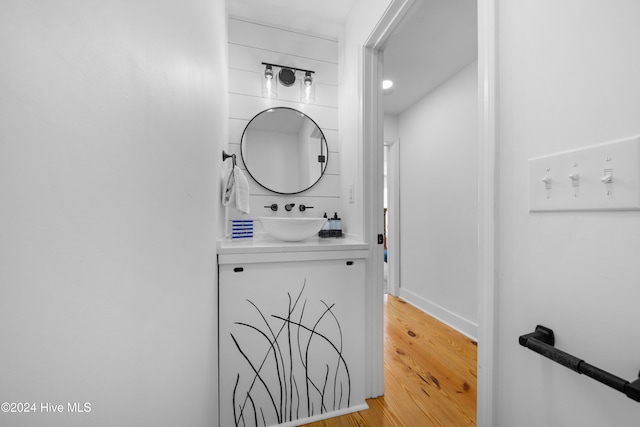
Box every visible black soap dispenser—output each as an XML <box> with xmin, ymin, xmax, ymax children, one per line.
<box><xmin>330</xmin><ymin>212</ymin><xmax>342</xmax><ymax>238</ymax></box>
<box><xmin>319</xmin><ymin>212</ymin><xmax>330</xmax><ymax>238</ymax></box>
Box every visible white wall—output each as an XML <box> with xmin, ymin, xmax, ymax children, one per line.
<box><xmin>496</xmin><ymin>2</ymin><xmax>640</xmax><ymax>426</ymax></box>
<box><xmin>384</xmin><ymin>114</ymin><xmax>400</xmax><ymax>142</ymax></box>
<box><xmin>0</xmin><ymin>1</ymin><xmax>227</xmax><ymax>426</ymax></box>
<box><xmin>339</xmin><ymin>0</ymin><xmax>394</xmax><ymax>239</ymax></box>
<box><xmin>226</xmin><ymin>18</ymin><xmax>340</xmax><ymax>230</ymax></box>
<box><xmin>397</xmin><ymin>62</ymin><xmax>478</xmax><ymax>338</ymax></box>
<box><xmin>384</xmin><ymin>114</ymin><xmax>400</xmax><ymax>209</ymax></box>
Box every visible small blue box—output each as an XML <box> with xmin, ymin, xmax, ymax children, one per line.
<box><xmin>231</xmin><ymin>220</ymin><xmax>253</xmax><ymax>239</ymax></box>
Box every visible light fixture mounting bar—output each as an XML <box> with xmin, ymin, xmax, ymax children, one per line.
<box><xmin>261</xmin><ymin>62</ymin><xmax>315</xmax><ymax>74</ymax></box>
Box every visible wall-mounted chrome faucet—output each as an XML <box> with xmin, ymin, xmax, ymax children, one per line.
<box><xmin>299</xmin><ymin>204</ymin><xmax>314</xmax><ymax>212</ymax></box>
<box><xmin>264</xmin><ymin>204</ymin><xmax>278</xmax><ymax>211</ymax></box>
<box><xmin>285</xmin><ymin>203</ymin><xmax>295</xmax><ymax>212</ymax></box>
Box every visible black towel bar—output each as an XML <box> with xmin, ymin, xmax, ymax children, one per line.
<box><xmin>519</xmin><ymin>325</ymin><xmax>640</xmax><ymax>402</ymax></box>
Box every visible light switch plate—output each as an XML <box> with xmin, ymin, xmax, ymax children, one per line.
<box><xmin>529</xmin><ymin>136</ymin><xmax>640</xmax><ymax>212</ymax></box>
<box><xmin>348</xmin><ymin>183</ymin><xmax>355</xmax><ymax>203</ymax></box>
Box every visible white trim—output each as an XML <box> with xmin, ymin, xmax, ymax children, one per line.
<box><xmin>275</xmin><ymin>403</ymin><xmax>369</xmax><ymax>427</ymax></box>
<box><xmin>384</xmin><ymin>138</ymin><xmax>401</xmax><ymax>297</ymax></box>
<box><xmin>218</xmin><ymin>249</ymin><xmax>369</xmax><ymax>265</ymax></box>
<box><xmin>477</xmin><ymin>0</ymin><xmax>498</xmax><ymax>426</ymax></box>
<box><xmin>361</xmin><ymin>45</ymin><xmax>385</xmax><ymax>398</ymax></box>
<box><xmin>361</xmin><ymin>0</ymin><xmax>419</xmax><ymax>399</ymax></box>
<box><xmin>399</xmin><ymin>288</ymin><xmax>478</xmax><ymax>341</ymax></box>
<box><xmin>364</xmin><ymin>0</ymin><xmax>418</xmax><ymax>49</ymax></box>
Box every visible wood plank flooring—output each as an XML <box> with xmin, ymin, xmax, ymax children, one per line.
<box><xmin>300</xmin><ymin>295</ymin><xmax>477</xmax><ymax>427</ymax></box>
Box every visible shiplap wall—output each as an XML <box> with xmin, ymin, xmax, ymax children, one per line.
<box><xmin>226</xmin><ymin>18</ymin><xmax>341</xmax><ymax>230</ymax></box>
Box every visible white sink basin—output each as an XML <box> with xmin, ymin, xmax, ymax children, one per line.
<box><xmin>259</xmin><ymin>217</ymin><xmax>327</xmax><ymax>242</ymax></box>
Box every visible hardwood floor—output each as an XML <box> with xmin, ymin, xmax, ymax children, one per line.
<box><xmin>300</xmin><ymin>295</ymin><xmax>477</xmax><ymax>427</ymax></box>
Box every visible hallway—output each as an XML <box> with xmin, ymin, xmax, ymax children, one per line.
<box><xmin>302</xmin><ymin>295</ymin><xmax>477</xmax><ymax>426</ymax></box>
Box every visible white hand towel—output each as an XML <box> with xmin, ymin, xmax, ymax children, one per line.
<box><xmin>221</xmin><ymin>163</ymin><xmax>250</xmax><ymax>214</ymax></box>
<box><xmin>233</xmin><ymin>165</ymin><xmax>251</xmax><ymax>214</ymax></box>
<box><xmin>221</xmin><ymin>166</ymin><xmax>236</xmax><ymax>207</ymax></box>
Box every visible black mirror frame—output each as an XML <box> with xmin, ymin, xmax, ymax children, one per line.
<box><xmin>240</xmin><ymin>107</ymin><xmax>329</xmax><ymax>195</ymax></box>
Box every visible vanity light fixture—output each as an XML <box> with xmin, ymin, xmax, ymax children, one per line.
<box><xmin>261</xmin><ymin>64</ymin><xmax>277</xmax><ymax>98</ymax></box>
<box><xmin>278</xmin><ymin>68</ymin><xmax>296</xmax><ymax>87</ymax></box>
<box><xmin>261</xmin><ymin>62</ymin><xmax>315</xmax><ymax>103</ymax></box>
<box><xmin>300</xmin><ymin>71</ymin><xmax>315</xmax><ymax>103</ymax></box>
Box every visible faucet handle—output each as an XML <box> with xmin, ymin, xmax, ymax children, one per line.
<box><xmin>264</xmin><ymin>204</ymin><xmax>278</xmax><ymax>211</ymax></box>
<box><xmin>299</xmin><ymin>205</ymin><xmax>314</xmax><ymax>212</ymax></box>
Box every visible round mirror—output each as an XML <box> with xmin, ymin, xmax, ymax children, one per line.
<box><xmin>240</xmin><ymin>107</ymin><xmax>329</xmax><ymax>194</ymax></box>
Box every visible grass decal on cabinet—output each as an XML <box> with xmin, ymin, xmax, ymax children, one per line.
<box><xmin>229</xmin><ymin>281</ymin><xmax>351</xmax><ymax>427</ymax></box>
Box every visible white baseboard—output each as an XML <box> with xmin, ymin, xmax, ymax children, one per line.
<box><xmin>276</xmin><ymin>403</ymin><xmax>369</xmax><ymax>427</ymax></box>
<box><xmin>399</xmin><ymin>288</ymin><xmax>478</xmax><ymax>341</ymax></box>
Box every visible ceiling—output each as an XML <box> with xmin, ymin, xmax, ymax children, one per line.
<box><xmin>226</xmin><ymin>0</ymin><xmax>477</xmax><ymax>115</ymax></box>
<box><xmin>227</xmin><ymin>0</ymin><xmax>356</xmax><ymax>40</ymax></box>
<box><xmin>382</xmin><ymin>0</ymin><xmax>477</xmax><ymax>115</ymax></box>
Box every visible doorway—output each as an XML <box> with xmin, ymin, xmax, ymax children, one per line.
<box><xmin>362</xmin><ymin>0</ymin><xmax>496</xmax><ymax>425</ymax></box>
<box><xmin>379</xmin><ymin>0</ymin><xmax>479</xmax><ymax>313</ymax></box>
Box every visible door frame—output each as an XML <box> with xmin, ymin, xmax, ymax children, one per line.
<box><xmin>361</xmin><ymin>0</ymin><xmax>497</xmax><ymax>425</ymax></box>
<box><xmin>384</xmin><ymin>138</ymin><xmax>400</xmax><ymax>297</ymax></box>
<box><xmin>476</xmin><ymin>1</ymin><xmax>498</xmax><ymax>425</ymax></box>
<box><xmin>361</xmin><ymin>0</ymin><xmax>418</xmax><ymax>399</ymax></box>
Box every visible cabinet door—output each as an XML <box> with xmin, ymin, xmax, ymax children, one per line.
<box><xmin>219</xmin><ymin>259</ymin><xmax>365</xmax><ymax>427</ymax></box>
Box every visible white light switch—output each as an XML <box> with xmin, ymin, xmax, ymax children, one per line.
<box><xmin>348</xmin><ymin>183</ymin><xmax>355</xmax><ymax>203</ymax></box>
<box><xmin>529</xmin><ymin>136</ymin><xmax>640</xmax><ymax>211</ymax></box>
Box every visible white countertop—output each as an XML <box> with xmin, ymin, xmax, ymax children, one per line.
<box><xmin>217</xmin><ymin>233</ymin><xmax>368</xmax><ymax>255</ymax></box>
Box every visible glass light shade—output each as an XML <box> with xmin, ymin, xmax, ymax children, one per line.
<box><xmin>300</xmin><ymin>72</ymin><xmax>315</xmax><ymax>103</ymax></box>
<box><xmin>261</xmin><ymin>65</ymin><xmax>277</xmax><ymax>98</ymax></box>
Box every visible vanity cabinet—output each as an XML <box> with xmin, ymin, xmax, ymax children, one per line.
<box><xmin>218</xmin><ymin>249</ymin><xmax>367</xmax><ymax>427</ymax></box>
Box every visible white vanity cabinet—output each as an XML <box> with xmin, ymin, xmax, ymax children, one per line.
<box><xmin>218</xmin><ymin>246</ymin><xmax>368</xmax><ymax>427</ymax></box>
